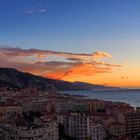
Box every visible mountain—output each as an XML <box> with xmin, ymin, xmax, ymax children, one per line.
<box><xmin>73</xmin><ymin>81</ymin><xmax>120</xmax><ymax>91</ymax></box>
<box><xmin>0</xmin><ymin>68</ymin><xmax>88</xmax><ymax>91</ymax></box>
<box><xmin>0</xmin><ymin>68</ymin><xmax>119</xmax><ymax>91</ymax></box>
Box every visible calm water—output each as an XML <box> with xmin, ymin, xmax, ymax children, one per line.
<box><xmin>63</xmin><ymin>90</ymin><xmax>140</xmax><ymax>107</ymax></box>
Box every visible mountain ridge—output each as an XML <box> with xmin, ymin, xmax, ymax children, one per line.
<box><xmin>73</xmin><ymin>81</ymin><xmax>121</xmax><ymax>91</ymax></box>
<box><xmin>0</xmin><ymin>67</ymin><xmax>119</xmax><ymax>91</ymax></box>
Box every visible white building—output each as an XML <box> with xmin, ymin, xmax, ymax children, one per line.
<box><xmin>64</xmin><ymin>113</ymin><xmax>106</xmax><ymax>140</ymax></box>
<box><xmin>90</xmin><ymin>123</ymin><xmax>105</xmax><ymax>140</ymax></box>
<box><xmin>64</xmin><ymin>112</ymin><xmax>94</xmax><ymax>140</ymax></box>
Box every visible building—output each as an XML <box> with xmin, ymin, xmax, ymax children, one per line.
<box><xmin>0</xmin><ymin>104</ymin><xmax>22</xmax><ymax>121</ymax></box>
<box><xmin>72</xmin><ymin>102</ymin><xmax>90</xmax><ymax>112</ymax></box>
<box><xmin>125</xmin><ymin>111</ymin><xmax>140</xmax><ymax>134</ymax></box>
<box><xmin>1</xmin><ymin>117</ymin><xmax>59</xmax><ymax>140</ymax></box>
<box><xmin>89</xmin><ymin>100</ymin><xmax>106</xmax><ymax>113</ymax></box>
<box><xmin>21</xmin><ymin>100</ymin><xmax>54</xmax><ymax>113</ymax></box>
<box><xmin>34</xmin><ymin>115</ymin><xmax>59</xmax><ymax>140</ymax></box>
<box><xmin>90</xmin><ymin>123</ymin><xmax>105</xmax><ymax>140</ymax></box>
<box><xmin>108</xmin><ymin>122</ymin><xmax>125</xmax><ymax>138</ymax></box>
<box><xmin>136</xmin><ymin>107</ymin><xmax>140</xmax><ymax>112</ymax></box>
<box><xmin>55</xmin><ymin>99</ymin><xmax>73</xmax><ymax>113</ymax></box>
<box><xmin>64</xmin><ymin>112</ymin><xmax>95</xmax><ymax>140</ymax></box>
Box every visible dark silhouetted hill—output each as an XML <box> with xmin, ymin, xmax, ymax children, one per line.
<box><xmin>0</xmin><ymin>68</ymin><xmax>120</xmax><ymax>91</ymax></box>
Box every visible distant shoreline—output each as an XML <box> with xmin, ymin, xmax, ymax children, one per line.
<box><xmin>61</xmin><ymin>88</ymin><xmax>140</xmax><ymax>93</ymax></box>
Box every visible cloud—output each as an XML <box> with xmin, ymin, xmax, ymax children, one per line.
<box><xmin>0</xmin><ymin>46</ymin><xmax>93</xmax><ymax>57</ymax></box>
<box><xmin>0</xmin><ymin>46</ymin><xmax>115</xmax><ymax>64</ymax></box>
<box><xmin>36</xmin><ymin>61</ymin><xmax>81</xmax><ymax>66</ymax></box>
<box><xmin>0</xmin><ymin>46</ymin><xmax>122</xmax><ymax>81</ymax></box>
<box><xmin>66</xmin><ymin>58</ymin><xmax>82</xmax><ymax>62</ymax></box>
<box><xmin>39</xmin><ymin>8</ymin><xmax>47</xmax><ymax>13</ymax></box>
<box><xmin>45</xmin><ymin>63</ymin><xmax>112</xmax><ymax>80</ymax></box>
<box><xmin>22</xmin><ymin>8</ymin><xmax>47</xmax><ymax>14</ymax></box>
<box><xmin>93</xmin><ymin>51</ymin><xmax>112</xmax><ymax>58</ymax></box>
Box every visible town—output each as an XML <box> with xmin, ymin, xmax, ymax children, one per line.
<box><xmin>0</xmin><ymin>87</ymin><xmax>139</xmax><ymax>140</ymax></box>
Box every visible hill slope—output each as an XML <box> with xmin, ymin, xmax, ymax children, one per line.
<box><xmin>0</xmin><ymin>68</ymin><xmax>119</xmax><ymax>91</ymax></box>
<box><xmin>73</xmin><ymin>81</ymin><xmax>120</xmax><ymax>91</ymax></box>
<box><xmin>0</xmin><ymin>68</ymin><xmax>87</xmax><ymax>91</ymax></box>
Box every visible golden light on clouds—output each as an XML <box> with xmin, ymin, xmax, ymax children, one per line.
<box><xmin>1</xmin><ymin>46</ymin><xmax>135</xmax><ymax>88</ymax></box>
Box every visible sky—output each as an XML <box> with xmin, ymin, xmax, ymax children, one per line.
<box><xmin>0</xmin><ymin>0</ymin><xmax>140</xmax><ymax>88</ymax></box>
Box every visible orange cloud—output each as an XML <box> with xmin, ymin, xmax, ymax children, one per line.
<box><xmin>93</xmin><ymin>51</ymin><xmax>112</xmax><ymax>58</ymax></box>
<box><xmin>0</xmin><ymin>46</ymin><xmax>112</xmax><ymax>61</ymax></box>
<box><xmin>0</xmin><ymin>46</ymin><xmax>122</xmax><ymax>85</ymax></box>
<box><xmin>45</xmin><ymin>63</ymin><xmax>113</xmax><ymax>81</ymax></box>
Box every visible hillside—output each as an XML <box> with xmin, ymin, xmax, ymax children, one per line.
<box><xmin>0</xmin><ymin>68</ymin><xmax>87</xmax><ymax>91</ymax></box>
<box><xmin>0</xmin><ymin>68</ymin><xmax>119</xmax><ymax>91</ymax></box>
<box><xmin>73</xmin><ymin>81</ymin><xmax>120</xmax><ymax>91</ymax></box>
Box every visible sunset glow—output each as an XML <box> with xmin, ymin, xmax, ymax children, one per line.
<box><xmin>0</xmin><ymin>0</ymin><xmax>140</xmax><ymax>88</ymax></box>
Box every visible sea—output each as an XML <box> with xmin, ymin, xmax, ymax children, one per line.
<box><xmin>63</xmin><ymin>90</ymin><xmax>140</xmax><ymax>107</ymax></box>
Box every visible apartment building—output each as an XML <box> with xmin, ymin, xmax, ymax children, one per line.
<box><xmin>64</xmin><ymin>112</ymin><xmax>105</xmax><ymax>140</ymax></box>
<box><xmin>1</xmin><ymin>118</ymin><xmax>59</xmax><ymax>140</ymax></box>
<box><xmin>90</xmin><ymin>123</ymin><xmax>106</xmax><ymax>140</ymax></box>
<box><xmin>125</xmin><ymin>111</ymin><xmax>140</xmax><ymax>134</ymax></box>
<box><xmin>108</xmin><ymin>122</ymin><xmax>125</xmax><ymax>137</ymax></box>
<box><xmin>0</xmin><ymin>104</ymin><xmax>22</xmax><ymax>121</ymax></box>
